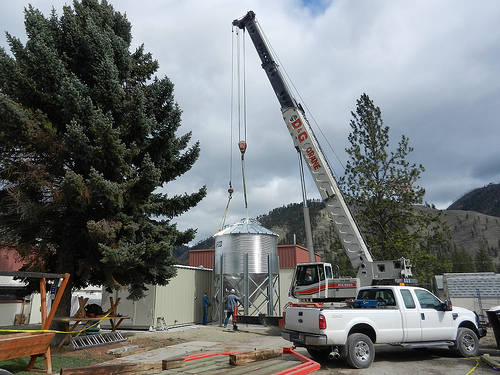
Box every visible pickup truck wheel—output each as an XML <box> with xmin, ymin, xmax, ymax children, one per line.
<box><xmin>452</xmin><ymin>327</ymin><xmax>479</xmax><ymax>357</ymax></box>
<box><xmin>306</xmin><ymin>347</ymin><xmax>331</xmax><ymax>360</ymax></box>
<box><xmin>345</xmin><ymin>333</ymin><xmax>374</xmax><ymax>369</ymax></box>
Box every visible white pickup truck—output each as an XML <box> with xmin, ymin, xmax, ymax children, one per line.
<box><xmin>282</xmin><ymin>285</ymin><xmax>487</xmax><ymax>368</ymax></box>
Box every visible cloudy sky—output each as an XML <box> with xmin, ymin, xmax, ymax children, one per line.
<box><xmin>1</xmin><ymin>0</ymin><xmax>499</xmax><ymax>246</ymax></box>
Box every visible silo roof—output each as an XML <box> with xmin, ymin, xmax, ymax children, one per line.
<box><xmin>214</xmin><ymin>218</ymin><xmax>278</xmax><ymax>237</ymax></box>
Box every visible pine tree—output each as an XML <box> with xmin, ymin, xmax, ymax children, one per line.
<box><xmin>340</xmin><ymin>94</ymin><xmax>451</xmax><ymax>283</ymax></box>
<box><xmin>0</xmin><ymin>1</ymin><xmax>206</xmax><ymax>312</ymax></box>
<box><xmin>451</xmin><ymin>248</ymin><xmax>476</xmax><ymax>273</ymax></box>
<box><xmin>475</xmin><ymin>240</ymin><xmax>495</xmax><ymax>272</ymax></box>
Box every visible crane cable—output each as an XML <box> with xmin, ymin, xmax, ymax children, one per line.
<box><xmin>217</xmin><ymin>27</ymin><xmax>237</xmax><ymax>233</ymax></box>
<box><xmin>238</xmin><ymin>26</ymin><xmax>249</xmax><ymax>219</ymax></box>
<box><xmin>218</xmin><ymin>26</ymin><xmax>250</xmax><ymax>232</ymax></box>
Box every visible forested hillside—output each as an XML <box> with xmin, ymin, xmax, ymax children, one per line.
<box><xmin>448</xmin><ymin>183</ymin><xmax>500</xmax><ymax>217</ymax></box>
<box><xmin>185</xmin><ymin>184</ymin><xmax>500</xmax><ymax>273</ymax></box>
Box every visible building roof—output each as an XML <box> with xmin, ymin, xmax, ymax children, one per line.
<box><xmin>214</xmin><ymin>218</ymin><xmax>278</xmax><ymax>237</ymax></box>
<box><xmin>444</xmin><ymin>273</ymin><xmax>500</xmax><ymax>298</ymax></box>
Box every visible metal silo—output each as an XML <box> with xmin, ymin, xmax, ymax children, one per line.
<box><xmin>212</xmin><ymin>218</ymin><xmax>280</xmax><ymax>326</ymax></box>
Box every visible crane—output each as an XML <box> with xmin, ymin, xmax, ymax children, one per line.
<box><xmin>233</xmin><ymin>11</ymin><xmax>414</xmax><ymax>302</ymax></box>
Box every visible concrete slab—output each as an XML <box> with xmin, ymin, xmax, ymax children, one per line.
<box><xmin>115</xmin><ymin>341</ymin><xmax>220</xmax><ymax>363</ymax></box>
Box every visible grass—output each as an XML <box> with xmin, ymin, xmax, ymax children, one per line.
<box><xmin>0</xmin><ymin>354</ymin><xmax>101</xmax><ymax>374</ymax></box>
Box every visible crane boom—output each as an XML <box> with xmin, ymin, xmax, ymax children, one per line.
<box><xmin>233</xmin><ymin>11</ymin><xmax>413</xmax><ymax>298</ymax></box>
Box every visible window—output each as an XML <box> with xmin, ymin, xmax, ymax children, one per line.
<box><xmin>357</xmin><ymin>289</ymin><xmax>396</xmax><ymax>306</ymax></box>
<box><xmin>296</xmin><ymin>265</ymin><xmax>319</xmax><ymax>286</ymax></box>
<box><xmin>400</xmin><ymin>289</ymin><xmax>416</xmax><ymax>309</ymax></box>
<box><xmin>318</xmin><ymin>266</ymin><xmax>325</xmax><ymax>281</ymax></box>
<box><xmin>325</xmin><ymin>265</ymin><xmax>333</xmax><ymax>279</ymax></box>
<box><xmin>414</xmin><ymin>289</ymin><xmax>442</xmax><ymax>310</ymax></box>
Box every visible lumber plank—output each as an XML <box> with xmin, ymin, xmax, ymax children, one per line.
<box><xmin>59</xmin><ymin>362</ymin><xmax>160</xmax><ymax>375</ymax></box>
<box><xmin>229</xmin><ymin>348</ymin><xmax>283</xmax><ymax>366</ymax></box>
<box><xmin>162</xmin><ymin>357</ymin><xmax>185</xmax><ymax>370</ymax></box>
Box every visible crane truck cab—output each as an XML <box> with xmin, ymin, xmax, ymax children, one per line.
<box><xmin>290</xmin><ymin>262</ymin><xmax>359</xmax><ymax>302</ymax></box>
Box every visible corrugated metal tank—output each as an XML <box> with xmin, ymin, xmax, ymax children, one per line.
<box><xmin>213</xmin><ymin>218</ymin><xmax>279</xmax><ymax>313</ymax></box>
<box><xmin>213</xmin><ymin>218</ymin><xmax>279</xmax><ymax>276</ymax></box>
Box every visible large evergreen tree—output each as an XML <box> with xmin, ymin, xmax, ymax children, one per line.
<box><xmin>340</xmin><ymin>94</ymin><xmax>451</xmax><ymax>284</ymax></box>
<box><xmin>0</xmin><ymin>0</ymin><xmax>206</xmax><ymax>311</ymax></box>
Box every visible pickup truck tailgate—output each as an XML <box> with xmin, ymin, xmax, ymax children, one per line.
<box><xmin>285</xmin><ymin>307</ymin><xmax>323</xmax><ymax>333</ymax></box>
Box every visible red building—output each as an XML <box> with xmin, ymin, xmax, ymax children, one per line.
<box><xmin>0</xmin><ymin>243</ymin><xmax>24</xmax><ymax>272</ymax></box>
<box><xmin>189</xmin><ymin>244</ymin><xmax>321</xmax><ymax>270</ymax></box>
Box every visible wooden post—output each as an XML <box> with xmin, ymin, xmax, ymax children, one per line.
<box><xmin>27</xmin><ymin>278</ymin><xmax>50</xmax><ymax>373</ymax></box>
<box><xmin>27</xmin><ymin>273</ymin><xmax>70</xmax><ymax>374</ymax></box>
<box><xmin>40</xmin><ymin>277</ymin><xmax>47</xmax><ymax>328</ymax></box>
<box><xmin>44</xmin><ymin>273</ymin><xmax>70</xmax><ymax>330</ymax></box>
<box><xmin>74</xmin><ymin>297</ymin><xmax>89</xmax><ymax>318</ymax></box>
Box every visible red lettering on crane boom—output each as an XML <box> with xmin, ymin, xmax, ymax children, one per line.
<box><xmin>306</xmin><ymin>147</ymin><xmax>321</xmax><ymax>170</ymax></box>
<box><xmin>291</xmin><ymin>117</ymin><xmax>308</xmax><ymax>143</ymax></box>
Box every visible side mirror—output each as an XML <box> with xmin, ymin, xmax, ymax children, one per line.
<box><xmin>442</xmin><ymin>300</ymin><xmax>452</xmax><ymax>311</ymax></box>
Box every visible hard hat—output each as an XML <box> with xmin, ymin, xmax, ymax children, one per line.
<box><xmin>230</xmin><ymin>289</ymin><xmax>235</xmax><ymax>293</ymax></box>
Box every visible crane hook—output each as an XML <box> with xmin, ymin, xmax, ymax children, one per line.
<box><xmin>238</xmin><ymin>141</ymin><xmax>247</xmax><ymax>157</ymax></box>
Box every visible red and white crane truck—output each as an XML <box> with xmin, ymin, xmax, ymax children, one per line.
<box><xmin>232</xmin><ymin>11</ymin><xmax>486</xmax><ymax>368</ymax></box>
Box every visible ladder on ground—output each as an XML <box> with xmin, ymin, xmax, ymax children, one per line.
<box><xmin>70</xmin><ymin>331</ymin><xmax>127</xmax><ymax>350</ymax></box>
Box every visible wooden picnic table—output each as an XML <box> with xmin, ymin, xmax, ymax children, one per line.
<box><xmin>54</xmin><ymin>296</ymin><xmax>130</xmax><ymax>348</ymax></box>
<box><xmin>54</xmin><ymin>315</ymin><xmax>131</xmax><ymax>348</ymax></box>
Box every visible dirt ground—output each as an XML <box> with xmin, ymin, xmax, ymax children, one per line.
<box><xmin>52</xmin><ymin>324</ymin><xmax>500</xmax><ymax>374</ymax></box>
<box><xmin>52</xmin><ymin>324</ymin><xmax>286</xmax><ymax>363</ymax></box>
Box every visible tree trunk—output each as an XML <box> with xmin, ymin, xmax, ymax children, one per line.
<box><xmin>50</xmin><ymin>248</ymin><xmax>76</xmax><ymax>347</ymax></box>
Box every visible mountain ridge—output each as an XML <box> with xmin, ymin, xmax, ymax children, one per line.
<box><xmin>182</xmin><ymin>184</ymin><xmax>500</xmax><ymax>271</ymax></box>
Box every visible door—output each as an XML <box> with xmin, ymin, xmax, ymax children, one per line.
<box><xmin>399</xmin><ymin>288</ymin><xmax>422</xmax><ymax>342</ymax></box>
<box><xmin>413</xmin><ymin>289</ymin><xmax>454</xmax><ymax>341</ymax></box>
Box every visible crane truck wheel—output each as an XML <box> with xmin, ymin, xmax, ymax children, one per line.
<box><xmin>345</xmin><ymin>333</ymin><xmax>375</xmax><ymax>369</ymax></box>
<box><xmin>451</xmin><ymin>327</ymin><xmax>479</xmax><ymax>357</ymax></box>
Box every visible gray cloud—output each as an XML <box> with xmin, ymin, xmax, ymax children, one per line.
<box><xmin>2</xmin><ymin>0</ymin><xmax>499</xmax><ymax>245</ymax></box>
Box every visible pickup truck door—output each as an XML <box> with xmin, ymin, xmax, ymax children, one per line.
<box><xmin>413</xmin><ymin>289</ymin><xmax>454</xmax><ymax>341</ymax></box>
<box><xmin>399</xmin><ymin>289</ymin><xmax>422</xmax><ymax>341</ymax></box>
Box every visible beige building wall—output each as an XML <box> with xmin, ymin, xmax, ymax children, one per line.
<box><xmin>101</xmin><ymin>266</ymin><xmax>214</xmax><ymax>329</ymax></box>
<box><xmin>101</xmin><ymin>265</ymin><xmax>297</xmax><ymax>329</ymax></box>
<box><xmin>451</xmin><ymin>297</ymin><xmax>500</xmax><ymax>314</ymax></box>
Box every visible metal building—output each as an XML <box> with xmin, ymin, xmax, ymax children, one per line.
<box><xmin>100</xmin><ymin>265</ymin><xmax>214</xmax><ymax>329</ymax></box>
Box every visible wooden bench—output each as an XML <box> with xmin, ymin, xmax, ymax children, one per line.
<box><xmin>0</xmin><ymin>332</ymin><xmax>55</xmax><ymax>360</ymax></box>
<box><xmin>0</xmin><ymin>271</ymin><xmax>70</xmax><ymax>374</ymax></box>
